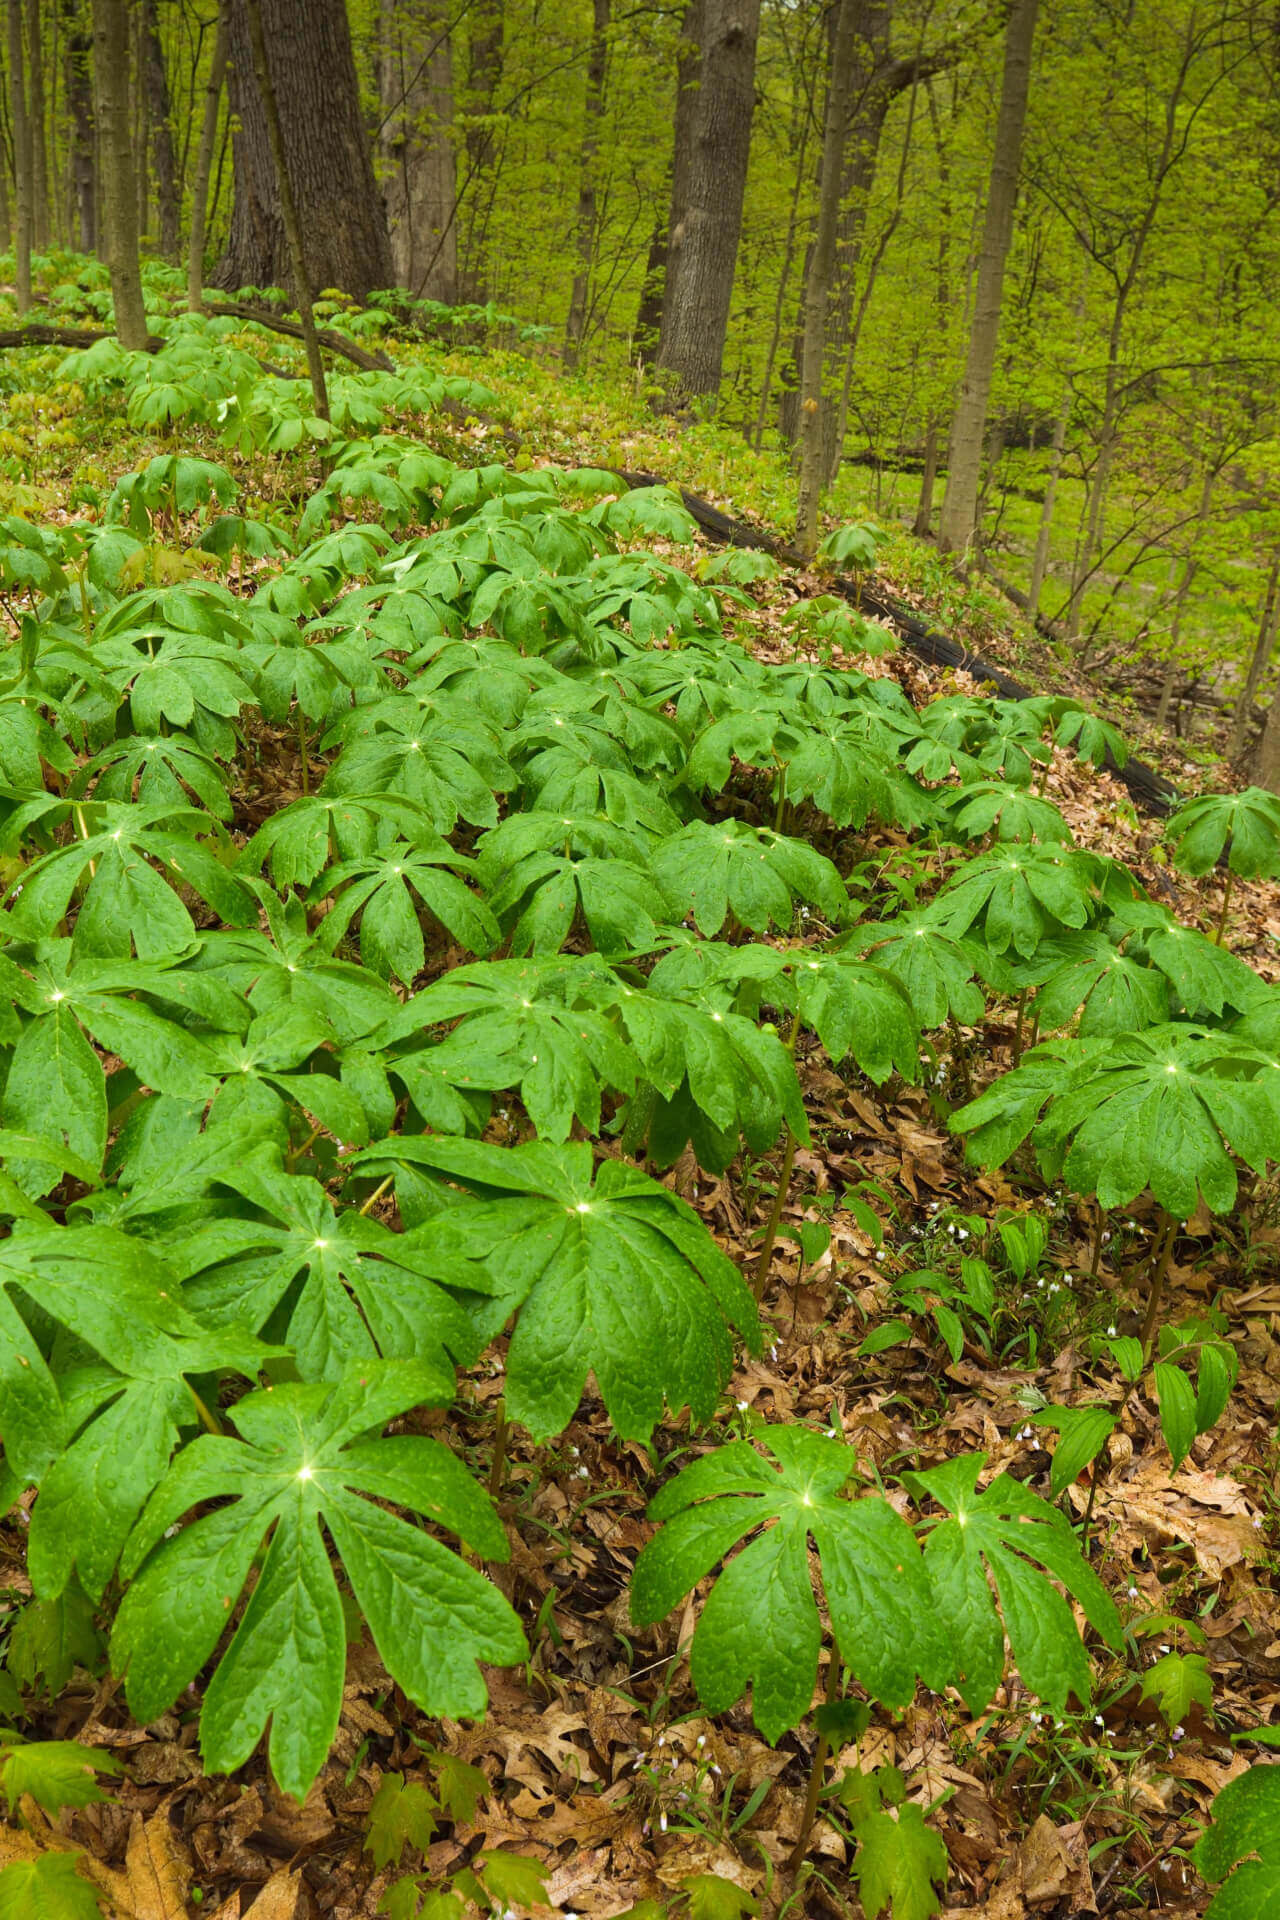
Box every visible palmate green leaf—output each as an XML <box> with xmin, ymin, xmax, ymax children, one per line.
<box><xmin>1166</xmin><ymin>787</ymin><xmax>1280</xmax><ymax>878</ymax></box>
<box><xmin>846</xmin><ymin>911</ymin><xmax>996</xmax><ymax>1029</ymax></box>
<box><xmin>321</xmin><ymin>694</ymin><xmax>513</xmax><ymax>833</ymax></box>
<box><xmin>314</xmin><ymin>843</ymin><xmax>500</xmax><ymax>983</ymax></box>
<box><xmin>845</xmin><ymin>1776</ymin><xmax>948</xmax><ymax>1920</ymax></box>
<box><xmin>1032</xmin><ymin>931</ymin><xmax>1172</xmax><ymax>1035</ymax></box>
<box><xmin>1140</xmin><ymin>1650</ymin><xmax>1213</xmax><ymax>1727</ymax></box>
<box><xmin>784</xmin><ymin>950</ymin><xmax>920</xmax><ymax>1082</ymax></box>
<box><xmin>240</xmin><ymin>792</ymin><xmax>443</xmax><ymax>891</ymax></box>
<box><xmin>901</xmin><ymin>1454</ymin><xmax>1122</xmax><ymax>1713</ymax></box>
<box><xmin>487</xmin><ymin>848</ymin><xmax>671</xmax><ymax>957</ymax></box>
<box><xmin>196</xmin><ymin>1004</ymin><xmax>377</xmax><ymax>1147</ymax></box>
<box><xmin>1195</xmin><ymin>1766</ymin><xmax>1280</xmax><ymax>1920</ymax></box>
<box><xmin>1054</xmin><ymin>706</ymin><xmax>1129</xmax><ymax>770</ymax></box>
<box><xmin>170</xmin><ymin>1150</ymin><xmax>473</xmax><ymax>1383</ymax></box>
<box><xmin>610</xmin><ymin>983</ymin><xmax>807</xmax><ymax>1173</ymax></box>
<box><xmin>940</xmin><ymin>779</ymin><xmax>1071</xmax><ymax>846</ymax></box>
<box><xmin>681</xmin><ymin>1873</ymin><xmax>759</xmax><ymax>1920</ymax></box>
<box><xmin>1030</xmin><ymin>1026</ymin><xmax>1280</xmax><ymax>1217</ymax></box>
<box><xmin>374</xmin><ymin>956</ymin><xmax>635</xmax><ymax>1140</ymax></box>
<box><xmin>344</xmin><ymin>1135</ymin><xmax>759</xmax><ymax>1442</ymax></box>
<box><xmin>652</xmin><ymin>819</ymin><xmax>849</xmax><ymax>937</ymax></box>
<box><xmin>364</xmin><ymin>1773</ymin><xmax>439</xmax><ymax>1869</ymax></box>
<box><xmin>1110</xmin><ymin>900</ymin><xmax>1265</xmax><ymax>1019</ymax></box>
<box><xmin>630</xmin><ymin>1428</ymin><xmax>947</xmax><ymax>1742</ymax></box>
<box><xmin>8</xmin><ymin>1585</ymin><xmax>103</xmax><ymax>1695</ymax></box>
<box><xmin>931</xmin><ymin>845</ymin><xmax>1106</xmax><ymax>958</ymax></box>
<box><xmin>0</xmin><ymin>1852</ymin><xmax>106</xmax><ymax>1920</ymax></box>
<box><xmin>0</xmin><ymin>1224</ymin><xmax>272</xmax><ymax>1597</ymax></box>
<box><xmin>0</xmin><ymin>689</ymin><xmax>75</xmax><ymax>789</ymax></box>
<box><xmin>0</xmin><ymin>1739</ymin><xmax>122</xmax><ymax>1816</ymax></box>
<box><xmin>4</xmin><ymin>801</ymin><xmax>254</xmax><ymax>960</ymax></box>
<box><xmin>111</xmin><ymin>1360</ymin><xmax>526</xmax><ymax>1801</ymax></box>
<box><xmin>70</xmin><ymin>733</ymin><xmax>234</xmax><ymax>822</ymax></box>
<box><xmin>193</xmin><ymin>891</ymin><xmax>401</xmax><ymax>1046</ymax></box>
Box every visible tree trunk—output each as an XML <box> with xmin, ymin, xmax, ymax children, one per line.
<box><xmin>654</xmin><ymin>0</ymin><xmax>761</xmax><ymax>403</ymax></box>
<box><xmin>216</xmin><ymin>0</ymin><xmax>394</xmax><ymax>302</ymax></box>
<box><xmin>8</xmin><ymin>0</ymin><xmax>33</xmax><ymax>313</ymax></box>
<box><xmin>564</xmin><ymin>0</ymin><xmax>610</xmax><ymax>367</ymax></box>
<box><xmin>241</xmin><ymin>0</ymin><xmax>327</xmax><ymax>418</ymax></box>
<box><xmin>1256</xmin><ymin>678</ymin><xmax>1280</xmax><ymax>795</ymax></box>
<box><xmin>24</xmin><ymin>0</ymin><xmax>48</xmax><ymax>247</ymax></box>
<box><xmin>64</xmin><ymin>0</ymin><xmax>95</xmax><ymax>252</ymax></box>
<box><xmin>634</xmin><ymin>0</ymin><xmax>702</xmax><ymax>368</ymax></box>
<box><xmin>1230</xmin><ymin>550</ymin><xmax>1280</xmax><ymax>764</ymax></box>
<box><xmin>91</xmin><ymin>0</ymin><xmax>148</xmax><ymax>347</ymax></box>
<box><xmin>142</xmin><ymin>0</ymin><xmax>179</xmax><ymax>256</ymax></box>
<box><xmin>379</xmin><ymin>0</ymin><xmax>458</xmax><ymax>303</ymax></box>
<box><xmin>1027</xmin><ymin>389</ymin><xmax>1070</xmax><ymax>613</ymax></box>
<box><xmin>937</xmin><ymin>0</ymin><xmax>1038</xmax><ymax>556</ymax></box>
<box><xmin>913</xmin><ymin>418</ymin><xmax>940</xmax><ymax>535</ymax></box>
<box><xmin>796</xmin><ymin>0</ymin><xmax>859</xmax><ymax>557</ymax></box>
<box><xmin>187</xmin><ymin>1</ymin><xmax>228</xmax><ymax>308</ymax></box>
<box><xmin>463</xmin><ymin>0</ymin><xmax>502</xmax><ymax>171</ymax></box>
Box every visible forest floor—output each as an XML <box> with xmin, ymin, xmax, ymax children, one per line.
<box><xmin>1</xmin><ymin>323</ymin><xmax>1278</xmax><ymax>1920</ymax></box>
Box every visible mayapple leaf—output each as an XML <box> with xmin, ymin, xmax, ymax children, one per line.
<box><xmin>902</xmin><ymin>1453</ymin><xmax>1123</xmax><ymax>1713</ymax></box>
<box><xmin>630</xmin><ymin>1428</ymin><xmax>948</xmax><ymax>1743</ymax></box>
<box><xmin>1166</xmin><ymin>787</ymin><xmax>1280</xmax><ymax>879</ymax></box>
<box><xmin>344</xmin><ymin>1135</ymin><xmax>759</xmax><ymax>1442</ymax></box>
<box><xmin>111</xmin><ymin>1360</ymin><xmax>526</xmax><ymax>1801</ymax></box>
<box><xmin>1195</xmin><ymin>1765</ymin><xmax>1280</xmax><ymax>1920</ymax></box>
<box><xmin>652</xmin><ymin>818</ymin><xmax>849</xmax><ymax>937</ymax></box>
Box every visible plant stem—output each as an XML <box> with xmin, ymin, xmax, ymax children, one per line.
<box><xmin>787</xmin><ymin>1654</ymin><xmax>841</xmax><ymax>1875</ymax></box>
<box><xmin>1011</xmin><ymin>987</ymin><xmax>1028</xmax><ymax>1066</ymax></box>
<box><xmin>188</xmin><ymin>1385</ymin><xmax>224</xmax><ymax>1435</ymax></box>
<box><xmin>1215</xmin><ymin>868</ymin><xmax>1234</xmax><ymax>946</ymax></box>
<box><xmin>488</xmin><ymin>1397</ymin><xmax>508</xmax><ymax>1498</ymax></box>
<box><xmin>774</xmin><ymin>764</ymin><xmax>788</xmax><ymax>834</ymax></box>
<box><xmin>358</xmin><ymin>1174</ymin><xmax>394</xmax><ymax>1217</ymax></box>
<box><xmin>947</xmin><ymin>1012</ymin><xmax>974</xmax><ymax>1100</ymax></box>
<box><xmin>298</xmin><ymin>710</ymin><xmax>310</xmax><ymax>797</ymax></box>
<box><xmin>1138</xmin><ymin>1208</ymin><xmax>1178</xmax><ymax>1361</ymax></box>
<box><xmin>753</xmin><ymin>1008</ymin><xmax>803</xmax><ymax>1303</ymax></box>
<box><xmin>1089</xmin><ymin>1206</ymin><xmax>1106</xmax><ymax>1278</ymax></box>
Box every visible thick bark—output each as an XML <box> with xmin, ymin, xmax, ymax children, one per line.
<box><xmin>24</xmin><ymin>0</ymin><xmax>48</xmax><ymax>247</ymax></box>
<box><xmin>564</xmin><ymin>0</ymin><xmax>611</xmax><ymax>366</ymax></box>
<box><xmin>8</xmin><ymin>0</ymin><xmax>33</xmax><ymax>312</ymax></box>
<box><xmin>797</xmin><ymin>0</ymin><xmax>859</xmax><ymax>556</ymax></box>
<box><xmin>633</xmin><ymin>0</ymin><xmax>702</xmax><ymax>367</ymax></box>
<box><xmin>187</xmin><ymin>2</ymin><xmax>228</xmax><ymax>308</ymax></box>
<box><xmin>216</xmin><ymin>0</ymin><xmax>394</xmax><ymax>302</ymax></box>
<box><xmin>1256</xmin><ymin>674</ymin><xmax>1280</xmax><ymax>795</ymax></box>
<box><xmin>379</xmin><ymin>0</ymin><xmax>458</xmax><ymax>303</ymax></box>
<box><xmin>92</xmin><ymin>0</ymin><xmax>148</xmax><ymax>347</ymax></box>
<box><xmin>463</xmin><ymin>0</ymin><xmax>503</xmax><ymax>171</ymax></box>
<box><xmin>142</xmin><ymin>0</ymin><xmax>179</xmax><ymax>256</ymax></box>
<box><xmin>655</xmin><ymin>0</ymin><xmax>761</xmax><ymax>403</ymax></box>
<box><xmin>241</xmin><ymin>0</ymin><xmax>327</xmax><ymax>417</ymax></box>
<box><xmin>937</xmin><ymin>0</ymin><xmax>1038</xmax><ymax>556</ymax></box>
<box><xmin>63</xmin><ymin>0</ymin><xmax>96</xmax><ymax>251</ymax></box>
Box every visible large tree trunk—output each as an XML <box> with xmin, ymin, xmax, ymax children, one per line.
<box><xmin>92</xmin><ymin>0</ymin><xmax>148</xmax><ymax>347</ymax></box>
<box><xmin>64</xmin><ymin>0</ymin><xmax>96</xmax><ymax>252</ymax></box>
<box><xmin>654</xmin><ymin>0</ymin><xmax>761</xmax><ymax>403</ymax></box>
<box><xmin>187</xmin><ymin>1</ymin><xmax>228</xmax><ymax>308</ymax></box>
<box><xmin>216</xmin><ymin>0</ymin><xmax>394</xmax><ymax>302</ymax></box>
<box><xmin>796</xmin><ymin>0</ymin><xmax>859</xmax><ymax>556</ymax></box>
<box><xmin>8</xmin><ymin>0</ymin><xmax>33</xmax><ymax>313</ymax></box>
<box><xmin>1230</xmin><ymin>549</ymin><xmax>1280</xmax><ymax>764</ymax></box>
<box><xmin>24</xmin><ymin>0</ymin><xmax>48</xmax><ymax>248</ymax></box>
<box><xmin>142</xmin><ymin>0</ymin><xmax>179</xmax><ymax>257</ymax></box>
<box><xmin>379</xmin><ymin>0</ymin><xmax>458</xmax><ymax>302</ymax></box>
<box><xmin>463</xmin><ymin>0</ymin><xmax>503</xmax><ymax>170</ymax></box>
<box><xmin>564</xmin><ymin>0</ymin><xmax>611</xmax><ymax>366</ymax></box>
<box><xmin>633</xmin><ymin>0</ymin><xmax>702</xmax><ymax>368</ymax></box>
<box><xmin>937</xmin><ymin>0</ymin><xmax>1038</xmax><ymax>556</ymax></box>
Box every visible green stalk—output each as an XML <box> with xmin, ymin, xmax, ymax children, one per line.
<box><xmin>297</xmin><ymin>710</ymin><xmax>310</xmax><ymax>797</ymax></box>
<box><xmin>946</xmin><ymin>1012</ymin><xmax>974</xmax><ymax>1101</ymax></box>
<box><xmin>753</xmin><ymin>1008</ymin><xmax>803</xmax><ymax>1304</ymax></box>
<box><xmin>1137</xmin><ymin>1209</ymin><xmax>1178</xmax><ymax>1362</ymax></box>
<box><xmin>488</xmin><ymin>1397</ymin><xmax>509</xmax><ymax>1498</ymax></box>
<box><xmin>787</xmin><ymin>1654</ymin><xmax>841</xmax><ymax>1875</ymax></box>
<box><xmin>1011</xmin><ymin>987</ymin><xmax>1028</xmax><ymax>1066</ymax></box>
<box><xmin>1215</xmin><ymin>868</ymin><xmax>1235</xmax><ymax>946</ymax></box>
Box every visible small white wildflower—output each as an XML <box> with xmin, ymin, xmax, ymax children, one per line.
<box><xmin>1107</xmin><ymin>1325</ymin><xmax>1117</xmax><ymax>1337</ymax></box>
<box><xmin>1173</xmin><ymin>1726</ymin><xmax>1184</xmax><ymax>1741</ymax></box>
<box><xmin>736</xmin><ymin>1399</ymin><xmax>749</xmax><ymax>1411</ymax></box>
<box><xmin>659</xmin><ymin>1812</ymin><xmax>668</xmax><ymax>1833</ymax></box>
